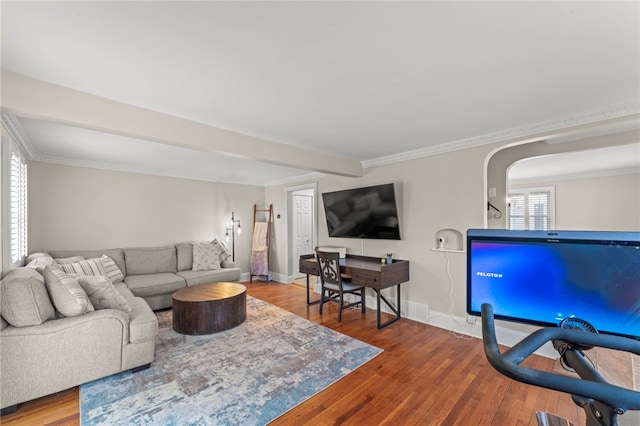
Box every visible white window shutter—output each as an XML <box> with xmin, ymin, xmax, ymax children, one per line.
<box><xmin>508</xmin><ymin>186</ymin><xmax>554</xmax><ymax>230</ymax></box>
<box><xmin>10</xmin><ymin>151</ymin><xmax>27</xmax><ymax>263</ymax></box>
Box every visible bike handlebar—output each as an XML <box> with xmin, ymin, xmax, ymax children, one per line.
<box><xmin>481</xmin><ymin>303</ymin><xmax>640</xmax><ymax>411</ymax></box>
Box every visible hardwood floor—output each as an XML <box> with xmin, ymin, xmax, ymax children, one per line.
<box><xmin>1</xmin><ymin>281</ymin><xmax>586</xmax><ymax>425</ymax></box>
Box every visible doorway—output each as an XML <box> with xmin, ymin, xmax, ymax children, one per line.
<box><xmin>286</xmin><ymin>183</ymin><xmax>317</xmax><ymax>283</ymax></box>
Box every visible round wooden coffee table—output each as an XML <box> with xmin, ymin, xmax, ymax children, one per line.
<box><xmin>172</xmin><ymin>282</ymin><xmax>247</xmax><ymax>335</ymax></box>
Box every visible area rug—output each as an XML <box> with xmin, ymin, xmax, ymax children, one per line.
<box><xmin>80</xmin><ymin>296</ymin><xmax>382</xmax><ymax>425</ymax></box>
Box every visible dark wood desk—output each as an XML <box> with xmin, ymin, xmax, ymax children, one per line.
<box><xmin>299</xmin><ymin>254</ymin><xmax>410</xmax><ymax>328</ymax></box>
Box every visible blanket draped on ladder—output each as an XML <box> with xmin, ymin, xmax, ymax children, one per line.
<box><xmin>251</xmin><ymin>222</ymin><xmax>269</xmax><ymax>276</ymax></box>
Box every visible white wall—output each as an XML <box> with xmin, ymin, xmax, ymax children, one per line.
<box><xmin>266</xmin><ymin>138</ymin><xmax>640</xmax><ymax>352</ymax></box>
<box><xmin>28</xmin><ymin>162</ymin><xmax>264</xmax><ymax>272</ymax></box>
<box><xmin>267</xmin><ymin>142</ymin><xmax>496</xmax><ymax>321</ymax></box>
<box><xmin>510</xmin><ymin>172</ymin><xmax>640</xmax><ymax>231</ymax></box>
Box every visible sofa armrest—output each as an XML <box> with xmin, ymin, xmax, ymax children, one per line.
<box><xmin>0</xmin><ymin>310</ymin><xmax>132</xmax><ymax>409</ymax></box>
<box><xmin>0</xmin><ymin>308</ymin><xmax>129</xmax><ymax>340</ymax></box>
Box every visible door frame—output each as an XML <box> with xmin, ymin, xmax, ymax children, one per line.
<box><xmin>286</xmin><ymin>182</ymin><xmax>317</xmax><ymax>283</ymax></box>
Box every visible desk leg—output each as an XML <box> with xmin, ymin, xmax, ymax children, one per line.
<box><xmin>306</xmin><ymin>273</ymin><xmax>321</xmax><ymax>305</ymax></box>
<box><xmin>375</xmin><ymin>285</ymin><xmax>401</xmax><ymax>329</ymax></box>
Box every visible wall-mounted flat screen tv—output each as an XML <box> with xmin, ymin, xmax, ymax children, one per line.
<box><xmin>467</xmin><ymin>229</ymin><xmax>640</xmax><ymax>339</ymax></box>
<box><xmin>322</xmin><ymin>183</ymin><xmax>401</xmax><ymax>240</ymax></box>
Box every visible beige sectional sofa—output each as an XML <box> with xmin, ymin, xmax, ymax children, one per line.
<box><xmin>49</xmin><ymin>243</ymin><xmax>242</xmax><ymax>310</ymax></box>
<box><xmin>0</xmin><ymin>241</ymin><xmax>242</xmax><ymax>414</ymax></box>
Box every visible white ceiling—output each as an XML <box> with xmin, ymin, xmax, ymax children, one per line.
<box><xmin>1</xmin><ymin>1</ymin><xmax>639</xmax><ymax>185</ymax></box>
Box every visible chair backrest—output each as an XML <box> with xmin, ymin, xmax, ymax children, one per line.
<box><xmin>315</xmin><ymin>250</ymin><xmax>342</xmax><ymax>286</ymax></box>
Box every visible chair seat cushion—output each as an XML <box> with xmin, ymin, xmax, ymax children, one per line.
<box><xmin>324</xmin><ymin>282</ymin><xmax>363</xmax><ymax>292</ymax></box>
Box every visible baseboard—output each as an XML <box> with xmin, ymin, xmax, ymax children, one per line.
<box><xmin>307</xmin><ymin>285</ymin><xmax>557</xmax><ymax>359</ymax></box>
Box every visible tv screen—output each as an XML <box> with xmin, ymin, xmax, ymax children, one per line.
<box><xmin>467</xmin><ymin>229</ymin><xmax>640</xmax><ymax>339</ymax></box>
<box><xmin>322</xmin><ymin>183</ymin><xmax>401</xmax><ymax>239</ymax></box>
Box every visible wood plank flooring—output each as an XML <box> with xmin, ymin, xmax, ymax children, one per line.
<box><xmin>1</xmin><ymin>281</ymin><xmax>586</xmax><ymax>425</ymax></box>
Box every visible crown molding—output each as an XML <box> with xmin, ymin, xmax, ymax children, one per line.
<box><xmin>362</xmin><ymin>100</ymin><xmax>640</xmax><ymax>169</ymax></box>
<box><xmin>0</xmin><ymin>112</ymin><xmax>37</xmax><ymax>158</ymax></box>
<box><xmin>509</xmin><ymin>166</ymin><xmax>640</xmax><ymax>186</ymax></box>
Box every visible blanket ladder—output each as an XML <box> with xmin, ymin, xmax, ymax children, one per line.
<box><xmin>250</xmin><ymin>204</ymin><xmax>273</xmax><ymax>283</ymax></box>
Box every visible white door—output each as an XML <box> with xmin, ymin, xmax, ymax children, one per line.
<box><xmin>293</xmin><ymin>194</ymin><xmax>313</xmax><ymax>277</ymax></box>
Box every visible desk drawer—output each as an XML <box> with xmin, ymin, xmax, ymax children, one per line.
<box><xmin>350</xmin><ymin>269</ymin><xmax>380</xmax><ymax>287</ymax></box>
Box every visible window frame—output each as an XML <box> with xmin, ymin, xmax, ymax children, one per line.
<box><xmin>507</xmin><ymin>185</ymin><xmax>556</xmax><ymax>230</ymax></box>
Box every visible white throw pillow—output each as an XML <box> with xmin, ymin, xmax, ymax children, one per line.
<box><xmin>192</xmin><ymin>241</ymin><xmax>222</xmax><ymax>271</ymax></box>
<box><xmin>59</xmin><ymin>258</ymin><xmax>106</xmax><ymax>276</ymax></box>
<box><xmin>99</xmin><ymin>255</ymin><xmax>125</xmax><ymax>283</ymax></box>
<box><xmin>78</xmin><ymin>276</ymin><xmax>131</xmax><ymax>312</ymax></box>
<box><xmin>212</xmin><ymin>238</ymin><xmax>231</xmax><ymax>263</ymax></box>
<box><xmin>42</xmin><ymin>267</ymin><xmax>94</xmax><ymax>317</ymax></box>
<box><xmin>25</xmin><ymin>255</ymin><xmax>60</xmax><ymax>273</ymax></box>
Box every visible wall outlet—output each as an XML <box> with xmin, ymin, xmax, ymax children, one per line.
<box><xmin>466</xmin><ymin>315</ymin><xmax>477</xmax><ymax>325</ymax></box>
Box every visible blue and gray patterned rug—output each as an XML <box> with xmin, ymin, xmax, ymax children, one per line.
<box><xmin>80</xmin><ymin>296</ymin><xmax>382</xmax><ymax>425</ymax></box>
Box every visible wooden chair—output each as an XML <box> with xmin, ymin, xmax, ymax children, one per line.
<box><xmin>315</xmin><ymin>250</ymin><xmax>366</xmax><ymax>322</ymax></box>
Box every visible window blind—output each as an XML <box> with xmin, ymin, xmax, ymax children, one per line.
<box><xmin>10</xmin><ymin>151</ymin><xmax>27</xmax><ymax>263</ymax></box>
<box><xmin>508</xmin><ymin>187</ymin><xmax>554</xmax><ymax>230</ymax></box>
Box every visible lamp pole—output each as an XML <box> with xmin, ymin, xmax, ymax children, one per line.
<box><xmin>225</xmin><ymin>211</ymin><xmax>241</xmax><ymax>261</ymax></box>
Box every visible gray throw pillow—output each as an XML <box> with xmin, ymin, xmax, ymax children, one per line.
<box><xmin>192</xmin><ymin>241</ymin><xmax>221</xmax><ymax>271</ymax></box>
<box><xmin>43</xmin><ymin>266</ymin><xmax>94</xmax><ymax>317</ymax></box>
<box><xmin>0</xmin><ymin>268</ymin><xmax>56</xmax><ymax>327</ymax></box>
<box><xmin>78</xmin><ymin>276</ymin><xmax>132</xmax><ymax>312</ymax></box>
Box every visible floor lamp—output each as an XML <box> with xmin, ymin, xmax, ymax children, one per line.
<box><xmin>225</xmin><ymin>211</ymin><xmax>241</xmax><ymax>261</ymax></box>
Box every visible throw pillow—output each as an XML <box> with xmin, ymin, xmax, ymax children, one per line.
<box><xmin>0</xmin><ymin>268</ymin><xmax>56</xmax><ymax>327</ymax></box>
<box><xmin>43</xmin><ymin>266</ymin><xmax>94</xmax><ymax>317</ymax></box>
<box><xmin>25</xmin><ymin>255</ymin><xmax>60</xmax><ymax>273</ymax></box>
<box><xmin>59</xmin><ymin>258</ymin><xmax>106</xmax><ymax>276</ymax></box>
<box><xmin>99</xmin><ymin>255</ymin><xmax>125</xmax><ymax>283</ymax></box>
<box><xmin>192</xmin><ymin>241</ymin><xmax>221</xmax><ymax>271</ymax></box>
<box><xmin>212</xmin><ymin>238</ymin><xmax>231</xmax><ymax>263</ymax></box>
<box><xmin>26</xmin><ymin>252</ymin><xmax>53</xmax><ymax>263</ymax></box>
<box><xmin>78</xmin><ymin>276</ymin><xmax>132</xmax><ymax>312</ymax></box>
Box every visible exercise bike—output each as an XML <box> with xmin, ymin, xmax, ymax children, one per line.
<box><xmin>481</xmin><ymin>303</ymin><xmax>640</xmax><ymax>426</ymax></box>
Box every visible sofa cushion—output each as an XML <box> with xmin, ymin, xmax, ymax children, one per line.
<box><xmin>124</xmin><ymin>273</ymin><xmax>185</xmax><ymax>298</ymax></box>
<box><xmin>176</xmin><ymin>243</ymin><xmax>193</xmax><ymax>272</ymax></box>
<box><xmin>0</xmin><ymin>268</ymin><xmax>56</xmax><ymax>327</ymax></box>
<box><xmin>78</xmin><ymin>276</ymin><xmax>132</xmax><ymax>312</ymax></box>
<box><xmin>125</xmin><ymin>246</ymin><xmax>177</xmax><ymax>275</ymax></box>
<box><xmin>59</xmin><ymin>258</ymin><xmax>106</xmax><ymax>276</ymax></box>
<box><xmin>50</xmin><ymin>249</ymin><xmax>126</xmax><ymax>277</ymax></box>
<box><xmin>192</xmin><ymin>241</ymin><xmax>221</xmax><ymax>271</ymax></box>
<box><xmin>127</xmin><ymin>297</ymin><xmax>159</xmax><ymax>344</ymax></box>
<box><xmin>100</xmin><ymin>255</ymin><xmax>125</xmax><ymax>283</ymax></box>
<box><xmin>177</xmin><ymin>269</ymin><xmax>242</xmax><ymax>286</ymax></box>
<box><xmin>42</xmin><ymin>267</ymin><xmax>94</xmax><ymax>317</ymax></box>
